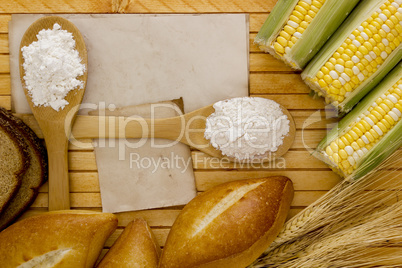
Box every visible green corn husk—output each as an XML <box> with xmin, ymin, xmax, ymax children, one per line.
<box><xmin>314</xmin><ymin>61</ymin><xmax>402</xmax><ymax>180</ymax></box>
<box><xmin>255</xmin><ymin>0</ymin><xmax>359</xmax><ymax>70</ymax></box>
<box><xmin>302</xmin><ymin>0</ymin><xmax>402</xmax><ymax>115</ymax></box>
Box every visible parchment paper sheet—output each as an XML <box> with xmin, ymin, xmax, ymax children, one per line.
<box><xmin>91</xmin><ymin>100</ymin><xmax>197</xmax><ymax>213</ymax></box>
<box><xmin>9</xmin><ymin>14</ymin><xmax>249</xmax><ymax>114</ymax></box>
<box><xmin>9</xmin><ymin>14</ymin><xmax>249</xmax><ymax>212</ymax></box>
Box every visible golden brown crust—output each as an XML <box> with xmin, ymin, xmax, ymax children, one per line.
<box><xmin>0</xmin><ymin>210</ymin><xmax>118</xmax><ymax>268</ymax></box>
<box><xmin>159</xmin><ymin>177</ymin><xmax>294</xmax><ymax>268</ymax></box>
<box><xmin>97</xmin><ymin>218</ymin><xmax>161</xmax><ymax>268</ymax></box>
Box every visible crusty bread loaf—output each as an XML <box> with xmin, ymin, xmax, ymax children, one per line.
<box><xmin>0</xmin><ymin>107</ymin><xmax>48</xmax><ymax>230</ymax></box>
<box><xmin>159</xmin><ymin>176</ymin><xmax>294</xmax><ymax>268</ymax></box>
<box><xmin>97</xmin><ymin>218</ymin><xmax>161</xmax><ymax>268</ymax></box>
<box><xmin>0</xmin><ymin>115</ymin><xmax>29</xmax><ymax>214</ymax></box>
<box><xmin>0</xmin><ymin>210</ymin><xmax>118</xmax><ymax>268</ymax></box>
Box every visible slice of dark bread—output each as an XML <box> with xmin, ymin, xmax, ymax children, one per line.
<box><xmin>0</xmin><ymin>114</ymin><xmax>29</xmax><ymax>215</ymax></box>
<box><xmin>0</xmin><ymin>107</ymin><xmax>48</xmax><ymax>230</ymax></box>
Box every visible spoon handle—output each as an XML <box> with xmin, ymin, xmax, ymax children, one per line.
<box><xmin>72</xmin><ymin>115</ymin><xmax>187</xmax><ymax>142</ymax></box>
<box><xmin>42</xmin><ymin>123</ymin><xmax>70</xmax><ymax>211</ymax></box>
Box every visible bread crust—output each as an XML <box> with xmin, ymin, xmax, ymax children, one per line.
<box><xmin>0</xmin><ymin>113</ymin><xmax>30</xmax><ymax>214</ymax></box>
<box><xmin>0</xmin><ymin>107</ymin><xmax>48</xmax><ymax>230</ymax></box>
<box><xmin>0</xmin><ymin>210</ymin><xmax>118</xmax><ymax>268</ymax></box>
<box><xmin>97</xmin><ymin>218</ymin><xmax>161</xmax><ymax>268</ymax></box>
<box><xmin>159</xmin><ymin>176</ymin><xmax>294</xmax><ymax>268</ymax></box>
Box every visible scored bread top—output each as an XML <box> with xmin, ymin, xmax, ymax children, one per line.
<box><xmin>160</xmin><ymin>176</ymin><xmax>294</xmax><ymax>268</ymax></box>
<box><xmin>0</xmin><ymin>107</ymin><xmax>48</xmax><ymax>230</ymax></box>
<box><xmin>0</xmin><ymin>114</ymin><xmax>29</xmax><ymax>214</ymax></box>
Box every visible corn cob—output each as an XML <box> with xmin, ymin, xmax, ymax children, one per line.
<box><xmin>255</xmin><ymin>0</ymin><xmax>359</xmax><ymax>70</ymax></box>
<box><xmin>302</xmin><ymin>0</ymin><xmax>402</xmax><ymax>114</ymax></box>
<box><xmin>314</xmin><ymin>60</ymin><xmax>402</xmax><ymax>180</ymax></box>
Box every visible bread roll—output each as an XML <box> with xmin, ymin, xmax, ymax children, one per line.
<box><xmin>0</xmin><ymin>210</ymin><xmax>118</xmax><ymax>268</ymax></box>
<box><xmin>97</xmin><ymin>218</ymin><xmax>161</xmax><ymax>268</ymax></box>
<box><xmin>159</xmin><ymin>176</ymin><xmax>294</xmax><ymax>268</ymax></box>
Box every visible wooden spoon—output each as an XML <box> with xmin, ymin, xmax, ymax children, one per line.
<box><xmin>72</xmin><ymin>102</ymin><xmax>296</xmax><ymax>162</ymax></box>
<box><xmin>19</xmin><ymin>16</ymin><xmax>88</xmax><ymax>211</ymax></box>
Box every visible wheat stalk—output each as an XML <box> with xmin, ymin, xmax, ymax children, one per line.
<box><xmin>249</xmin><ymin>153</ymin><xmax>402</xmax><ymax>267</ymax></box>
<box><xmin>278</xmin><ymin>201</ymin><xmax>402</xmax><ymax>268</ymax></box>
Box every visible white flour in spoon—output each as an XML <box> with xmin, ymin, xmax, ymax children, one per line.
<box><xmin>21</xmin><ymin>23</ymin><xmax>85</xmax><ymax>111</ymax></box>
<box><xmin>204</xmin><ymin>97</ymin><xmax>290</xmax><ymax>160</ymax></box>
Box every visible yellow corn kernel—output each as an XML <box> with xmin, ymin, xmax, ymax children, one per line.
<box><xmin>393</xmin><ymin>87</ymin><xmax>402</xmax><ymax>97</ymax></box>
<box><xmin>349</xmin><ymin>130</ymin><xmax>359</xmax><ymax>140</ymax></box>
<box><xmin>372</xmin><ymin>109</ymin><xmax>383</xmax><ymax>120</ymax></box>
<box><xmin>365</xmin><ymin>131</ymin><xmax>375</xmax><ymax>142</ymax></box>
<box><xmin>344</xmin><ymin>83</ymin><xmax>353</xmax><ymax>92</ymax></box>
<box><xmin>380</xmin><ymin>103</ymin><xmax>391</xmax><ymax>113</ymax></box>
<box><xmin>384</xmin><ymin>114</ymin><xmax>395</xmax><ymax>125</ymax></box>
<box><xmin>330</xmin><ymin>141</ymin><xmax>339</xmax><ymax>153</ymax></box>
<box><xmin>280</xmin><ymin>31</ymin><xmax>291</xmax><ymax>39</ymax></box>
<box><xmin>377</xmin><ymin>121</ymin><xmax>387</xmax><ymax>133</ymax></box>
<box><xmin>351</xmin><ymin>76</ymin><xmax>360</xmax><ymax>85</ymax></box>
<box><xmin>344</xmin><ymin>133</ymin><xmax>354</xmax><ymax>144</ymax></box>
<box><xmin>316</xmin><ymin>71</ymin><xmax>324</xmax><ymax>79</ymax></box>
<box><xmin>375</xmin><ymin>106</ymin><xmax>387</xmax><ymax>116</ymax></box>
<box><xmin>298</xmin><ymin>1</ymin><xmax>310</xmax><ymax>11</ymax></box>
<box><xmin>277</xmin><ymin>36</ymin><xmax>288</xmax><ymax>47</ymax></box>
<box><xmin>339</xmin><ymin>149</ymin><xmax>348</xmax><ymax>159</ymax></box>
<box><xmin>360</xmin><ymin>120</ymin><xmax>371</xmax><ymax>131</ymax></box>
<box><xmin>332</xmin><ymin>153</ymin><xmax>340</xmax><ymax>164</ymax></box>
<box><xmin>274</xmin><ymin>42</ymin><xmax>285</xmax><ymax>54</ymax></box>
<box><xmin>284</xmin><ymin>25</ymin><xmax>296</xmax><ymax>35</ymax></box>
<box><xmin>351</xmin><ymin>141</ymin><xmax>360</xmax><ymax>151</ymax></box>
<box><xmin>324</xmin><ymin>75</ymin><xmax>332</xmax><ymax>84</ymax></box>
<box><xmin>368</xmin><ymin>113</ymin><xmax>379</xmax><ymax>124</ymax></box>
<box><xmin>369</xmin><ymin>128</ymin><xmax>380</xmax><ymax>139</ymax></box>
<box><xmin>341</xmin><ymin>159</ymin><xmax>351</xmax><ymax>169</ymax></box>
<box><xmin>288</xmin><ymin>41</ymin><xmax>294</xmax><ymax>48</ymax></box>
<box><xmin>337</xmin><ymin>139</ymin><xmax>346</xmax><ymax>149</ymax></box>
<box><xmin>295</xmin><ymin>5</ymin><xmax>308</xmax><ymax>16</ymax></box>
<box><xmin>344</xmin><ymin>48</ymin><xmax>354</xmax><ymax>57</ymax></box>
<box><xmin>326</xmin><ymin>146</ymin><xmax>334</xmax><ymax>156</ymax></box>
<box><xmin>318</xmin><ymin>79</ymin><xmax>327</xmax><ymax>88</ymax></box>
<box><xmin>344</xmin><ymin>68</ymin><xmax>354</xmax><ymax>77</ymax></box>
<box><xmin>332</xmin><ymin>80</ymin><xmax>342</xmax><ymax>89</ymax></box>
<box><xmin>300</xmin><ymin>21</ymin><xmax>309</xmax><ymax>29</ymax></box>
<box><xmin>355</xmin><ymin>122</ymin><xmax>368</xmax><ymax>133</ymax></box>
<box><xmin>340</xmin><ymin>136</ymin><xmax>350</xmax><ymax>146</ymax></box>
<box><xmin>352</xmin><ymin>126</ymin><xmax>363</xmax><ymax>137</ymax></box>
<box><xmin>380</xmin><ymin>118</ymin><xmax>391</xmax><ymax>129</ymax></box>
<box><xmin>395</xmin><ymin>102</ymin><xmax>402</xmax><ymax>112</ymax></box>
<box><xmin>325</xmin><ymin>61</ymin><xmax>335</xmax><ymax>70</ymax></box>
<box><xmin>321</xmin><ymin>66</ymin><xmax>330</xmax><ymax>74</ymax></box>
<box><xmin>289</xmin><ymin>14</ymin><xmax>302</xmax><ymax>24</ymax></box>
<box><xmin>297</xmin><ymin>27</ymin><xmax>305</xmax><ymax>34</ymax></box>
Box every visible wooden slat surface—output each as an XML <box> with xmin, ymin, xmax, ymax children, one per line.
<box><xmin>2</xmin><ymin>0</ymin><xmax>401</xmax><ymax>264</ymax></box>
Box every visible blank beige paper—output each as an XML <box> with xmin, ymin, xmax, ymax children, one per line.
<box><xmin>9</xmin><ymin>14</ymin><xmax>249</xmax><ymax>212</ymax></box>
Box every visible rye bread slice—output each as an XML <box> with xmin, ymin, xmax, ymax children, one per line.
<box><xmin>0</xmin><ymin>114</ymin><xmax>29</xmax><ymax>215</ymax></box>
<box><xmin>0</xmin><ymin>107</ymin><xmax>48</xmax><ymax>230</ymax></box>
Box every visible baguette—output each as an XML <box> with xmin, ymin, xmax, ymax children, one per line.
<box><xmin>97</xmin><ymin>218</ymin><xmax>161</xmax><ymax>268</ymax></box>
<box><xmin>159</xmin><ymin>176</ymin><xmax>294</xmax><ymax>268</ymax></box>
<box><xmin>0</xmin><ymin>210</ymin><xmax>118</xmax><ymax>268</ymax></box>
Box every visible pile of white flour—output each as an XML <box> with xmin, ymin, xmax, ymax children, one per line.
<box><xmin>21</xmin><ymin>23</ymin><xmax>86</xmax><ymax>111</ymax></box>
<box><xmin>204</xmin><ymin>97</ymin><xmax>290</xmax><ymax>160</ymax></box>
